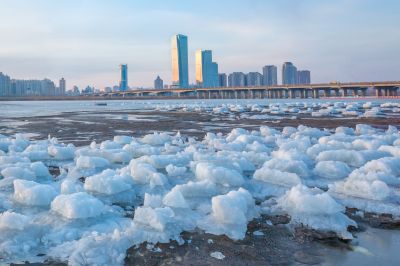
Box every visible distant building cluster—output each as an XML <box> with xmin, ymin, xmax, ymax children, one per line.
<box><xmin>222</xmin><ymin>62</ymin><xmax>311</xmax><ymax>88</ymax></box>
<box><xmin>166</xmin><ymin>34</ymin><xmax>311</xmax><ymax>90</ymax></box>
<box><xmin>1</xmin><ymin>34</ymin><xmax>314</xmax><ymax>95</ymax></box>
<box><xmin>0</xmin><ymin>72</ymin><xmax>65</xmax><ymax>96</ymax></box>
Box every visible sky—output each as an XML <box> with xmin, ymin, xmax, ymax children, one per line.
<box><xmin>0</xmin><ymin>0</ymin><xmax>399</xmax><ymax>90</ymax></box>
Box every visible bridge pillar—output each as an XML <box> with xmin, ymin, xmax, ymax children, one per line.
<box><xmin>289</xmin><ymin>89</ymin><xmax>294</xmax><ymax>99</ymax></box>
<box><xmin>393</xmin><ymin>88</ymin><xmax>399</xmax><ymax>96</ymax></box>
<box><xmin>313</xmin><ymin>89</ymin><xmax>319</xmax><ymax>98</ymax></box>
<box><xmin>323</xmin><ymin>89</ymin><xmax>331</xmax><ymax>97</ymax></box>
<box><xmin>299</xmin><ymin>89</ymin><xmax>304</xmax><ymax>99</ymax></box>
<box><xmin>333</xmin><ymin>89</ymin><xmax>339</xmax><ymax>97</ymax></box>
<box><xmin>375</xmin><ymin>88</ymin><xmax>382</xmax><ymax>97</ymax></box>
<box><xmin>341</xmin><ymin>89</ymin><xmax>348</xmax><ymax>97</ymax></box>
<box><xmin>352</xmin><ymin>88</ymin><xmax>359</xmax><ymax>96</ymax></box>
<box><xmin>384</xmin><ymin>88</ymin><xmax>390</xmax><ymax>97</ymax></box>
<box><xmin>276</xmin><ymin>90</ymin><xmax>281</xmax><ymax>99</ymax></box>
<box><xmin>360</xmin><ymin>88</ymin><xmax>367</xmax><ymax>97</ymax></box>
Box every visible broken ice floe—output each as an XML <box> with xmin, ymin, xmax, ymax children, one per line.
<box><xmin>0</xmin><ymin>122</ymin><xmax>399</xmax><ymax>264</ymax></box>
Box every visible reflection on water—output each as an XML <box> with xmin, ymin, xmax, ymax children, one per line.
<box><xmin>323</xmin><ymin>227</ymin><xmax>400</xmax><ymax>265</ymax></box>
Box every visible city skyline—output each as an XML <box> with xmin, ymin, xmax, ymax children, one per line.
<box><xmin>0</xmin><ymin>0</ymin><xmax>399</xmax><ymax>89</ymax></box>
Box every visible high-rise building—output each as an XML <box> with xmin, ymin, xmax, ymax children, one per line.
<box><xmin>195</xmin><ymin>50</ymin><xmax>219</xmax><ymax>88</ymax></box>
<box><xmin>59</xmin><ymin>78</ymin><xmax>66</xmax><ymax>95</ymax></box>
<box><xmin>246</xmin><ymin>72</ymin><xmax>263</xmax><ymax>87</ymax></box>
<box><xmin>218</xmin><ymin>73</ymin><xmax>227</xmax><ymax>87</ymax></box>
<box><xmin>73</xmin><ymin>86</ymin><xmax>80</xmax><ymax>95</ymax></box>
<box><xmin>119</xmin><ymin>64</ymin><xmax>128</xmax><ymax>91</ymax></box>
<box><xmin>297</xmin><ymin>70</ymin><xmax>311</xmax><ymax>85</ymax></box>
<box><xmin>211</xmin><ymin>62</ymin><xmax>219</xmax><ymax>88</ymax></box>
<box><xmin>11</xmin><ymin>79</ymin><xmax>56</xmax><ymax>96</ymax></box>
<box><xmin>263</xmin><ymin>65</ymin><xmax>278</xmax><ymax>86</ymax></box>
<box><xmin>0</xmin><ymin>72</ymin><xmax>11</xmax><ymax>96</ymax></box>
<box><xmin>228</xmin><ymin>72</ymin><xmax>246</xmax><ymax>87</ymax></box>
<box><xmin>282</xmin><ymin>62</ymin><xmax>298</xmax><ymax>85</ymax></box>
<box><xmin>171</xmin><ymin>34</ymin><xmax>189</xmax><ymax>88</ymax></box>
<box><xmin>154</xmin><ymin>76</ymin><xmax>164</xmax><ymax>89</ymax></box>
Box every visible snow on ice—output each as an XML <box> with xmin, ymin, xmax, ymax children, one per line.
<box><xmin>0</xmin><ymin>118</ymin><xmax>400</xmax><ymax>264</ymax></box>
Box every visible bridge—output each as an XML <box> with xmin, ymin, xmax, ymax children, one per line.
<box><xmin>94</xmin><ymin>81</ymin><xmax>400</xmax><ymax>99</ymax></box>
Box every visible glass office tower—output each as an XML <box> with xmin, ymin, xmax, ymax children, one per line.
<box><xmin>120</xmin><ymin>64</ymin><xmax>128</xmax><ymax>91</ymax></box>
<box><xmin>171</xmin><ymin>34</ymin><xmax>189</xmax><ymax>88</ymax></box>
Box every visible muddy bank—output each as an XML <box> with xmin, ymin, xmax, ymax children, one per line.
<box><xmin>1</xmin><ymin>110</ymin><xmax>399</xmax><ymax>146</ymax></box>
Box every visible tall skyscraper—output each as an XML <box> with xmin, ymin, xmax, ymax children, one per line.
<box><xmin>0</xmin><ymin>72</ymin><xmax>11</xmax><ymax>96</ymax></box>
<box><xmin>154</xmin><ymin>76</ymin><xmax>164</xmax><ymax>89</ymax></box>
<box><xmin>195</xmin><ymin>50</ymin><xmax>219</xmax><ymax>88</ymax></box>
<box><xmin>263</xmin><ymin>65</ymin><xmax>278</xmax><ymax>86</ymax></box>
<box><xmin>171</xmin><ymin>34</ymin><xmax>189</xmax><ymax>88</ymax></box>
<box><xmin>119</xmin><ymin>64</ymin><xmax>128</xmax><ymax>91</ymax></box>
<box><xmin>297</xmin><ymin>70</ymin><xmax>311</xmax><ymax>84</ymax></box>
<box><xmin>282</xmin><ymin>62</ymin><xmax>298</xmax><ymax>85</ymax></box>
<box><xmin>59</xmin><ymin>78</ymin><xmax>66</xmax><ymax>95</ymax></box>
<box><xmin>211</xmin><ymin>62</ymin><xmax>219</xmax><ymax>87</ymax></box>
<box><xmin>228</xmin><ymin>72</ymin><xmax>246</xmax><ymax>87</ymax></box>
<box><xmin>246</xmin><ymin>72</ymin><xmax>263</xmax><ymax>87</ymax></box>
<box><xmin>218</xmin><ymin>73</ymin><xmax>227</xmax><ymax>87</ymax></box>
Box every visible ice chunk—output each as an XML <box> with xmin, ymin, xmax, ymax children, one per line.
<box><xmin>76</xmin><ymin>156</ymin><xmax>110</xmax><ymax>169</ymax></box>
<box><xmin>195</xmin><ymin>162</ymin><xmax>244</xmax><ymax>187</ymax></box>
<box><xmin>329</xmin><ymin>178</ymin><xmax>390</xmax><ymax>201</ymax></box>
<box><xmin>129</xmin><ymin>161</ymin><xmax>167</xmax><ymax>187</ymax></box>
<box><xmin>276</xmin><ymin>185</ymin><xmax>356</xmax><ymax>239</ymax></box>
<box><xmin>13</xmin><ymin>179</ymin><xmax>57</xmax><ymax>206</ymax></box>
<box><xmin>162</xmin><ymin>189</ymin><xmax>189</xmax><ymax>209</ymax></box>
<box><xmin>84</xmin><ymin>169</ymin><xmax>132</xmax><ymax>195</ymax></box>
<box><xmin>143</xmin><ymin>193</ymin><xmax>163</xmax><ymax>208</ymax></box>
<box><xmin>60</xmin><ymin>179</ymin><xmax>84</xmax><ymax>194</ymax></box>
<box><xmin>51</xmin><ymin>192</ymin><xmax>105</xmax><ymax>219</ymax></box>
<box><xmin>198</xmin><ymin>188</ymin><xmax>258</xmax><ymax>240</ymax></box>
<box><xmin>134</xmin><ymin>206</ymin><xmax>175</xmax><ymax>232</ymax></box>
<box><xmin>316</xmin><ymin>149</ymin><xmax>365</xmax><ymax>167</ymax></box>
<box><xmin>0</xmin><ymin>211</ymin><xmax>30</xmax><ymax>231</ymax></box>
<box><xmin>0</xmin><ymin>155</ymin><xmax>30</xmax><ymax>165</ymax></box>
<box><xmin>114</xmin><ymin>135</ymin><xmax>133</xmax><ymax>145</ymax></box>
<box><xmin>30</xmin><ymin>162</ymin><xmax>51</xmax><ymax>178</ymax></box>
<box><xmin>1</xmin><ymin>167</ymin><xmax>35</xmax><ymax>180</ymax></box>
<box><xmin>48</xmin><ymin>145</ymin><xmax>75</xmax><ymax>160</ymax></box>
<box><xmin>100</xmin><ymin>140</ymin><xmax>122</xmax><ymax>150</ymax></box>
<box><xmin>313</xmin><ymin>161</ymin><xmax>351</xmax><ymax>179</ymax></box>
<box><xmin>141</xmin><ymin>132</ymin><xmax>171</xmax><ymax>146</ymax></box>
<box><xmin>166</xmin><ymin>164</ymin><xmax>187</xmax><ymax>177</ymax></box>
<box><xmin>253</xmin><ymin>167</ymin><xmax>301</xmax><ymax>187</ymax></box>
<box><xmin>263</xmin><ymin>158</ymin><xmax>310</xmax><ymax>178</ymax></box>
<box><xmin>210</xmin><ymin>251</ymin><xmax>225</xmax><ymax>260</ymax></box>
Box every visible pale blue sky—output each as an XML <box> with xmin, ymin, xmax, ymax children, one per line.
<box><xmin>0</xmin><ymin>0</ymin><xmax>399</xmax><ymax>89</ymax></box>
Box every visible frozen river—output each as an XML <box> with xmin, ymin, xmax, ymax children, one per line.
<box><xmin>1</xmin><ymin>98</ymin><xmax>399</xmax><ymax>118</ymax></box>
<box><xmin>0</xmin><ymin>98</ymin><xmax>400</xmax><ymax>265</ymax></box>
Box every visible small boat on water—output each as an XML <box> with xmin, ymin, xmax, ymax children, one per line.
<box><xmin>95</xmin><ymin>102</ymin><xmax>107</xmax><ymax>106</ymax></box>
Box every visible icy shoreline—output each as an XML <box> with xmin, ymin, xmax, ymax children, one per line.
<box><xmin>0</xmin><ymin>122</ymin><xmax>400</xmax><ymax>265</ymax></box>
